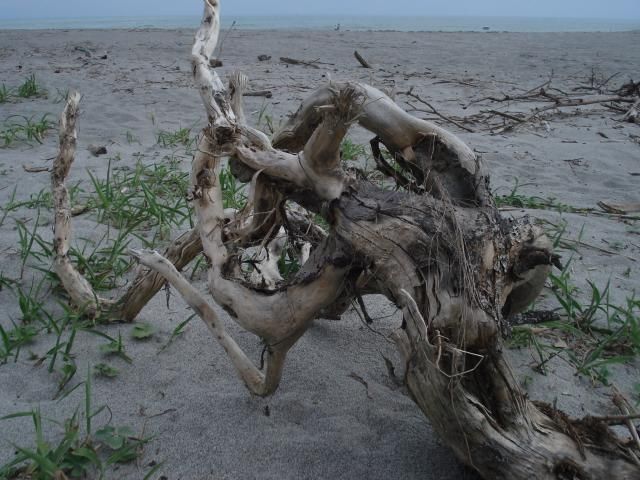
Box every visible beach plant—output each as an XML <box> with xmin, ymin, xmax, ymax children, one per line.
<box><xmin>100</xmin><ymin>332</ymin><xmax>131</xmax><ymax>363</ymax></box>
<box><xmin>0</xmin><ymin>373</ymin><xmax>150</xmax><ymax>480</ymax></box>
<box><xmin>340</xmin><ymin>138</ymin><xmax>367</xmax><ymax>162</ymax></box>
<box><xmin>158</xmin><ymin>314</ymin><xmax>196</xmax><ymax>353</ymax></box>
<box><xmin>17</xmin><ymin>74</ymin><xmax>45</xmax><ymax>98</ymax></box>
<box><xmin>0</xmin><ymin>321</ymin><xmax>39</xmax><ymax>365</ymax></box>
<box><xmin>15</xmin><ymin>209</ymin><xmax>52</xmax><ymax>278</ymax></box>
<box><xmin>16</xmin><ymin>280</ymin><xmax>49</xmax><ymax>326</ymax></box>
<box><xmin>277</xmin><ymin>246</ymin><xmax>302</xmax><ymax>280</ymax></box>
<box><xmin>1</xmin><ymin>114</ymin><xmax>54</xmax><ymax>147</ymax></box>
<box><xmin>125</xmin><ymin>130</ymin><xmax>140</xmax><ymax>145</ymax></box>
<box><xmin>4</xmin><ymin>183</ymin><xmax>83</xmax><ymax>216</ymax></box>
<box><xmin>494</xmin><ymin>178</ymin><xmax>579</xmax><ymax>213</ymax></box>
<box><xmin>509</xmin><ymin>257</ymin><xmax>640</xmax><ymax>385</ymax></box>
<box><xmin>255</xmin><ymin>102</ymin><xmax>272</xmax><ymax>133</ymax></box>
<box><xmin>131</xmin><ymin>323</ymin><xmax>154</xmax><ymax>340</ymax></box>
<box><xmin>87</xmin><ymin>158</ymin><xmax>193</xmax><ymax>246</ymax></box>
<box><xmin>0</xmin><ymin>128</ymin><xmax>18</xmax><ymax>147</ymax></box>
<box><xmin>0</xmin><ymin>187</ymin><xmax>17</xmax><ymax>227</ymax></box>
<box><xmin>0</xmin><ymin>84</ymin><xmax>9</xmax><ymax>103</ymax></box>
<box><xmin>93</xmin><ymin>363</ymin><xmax>120</xmax><ymax>378</ymax></box>
<box><xmin>156</xmin><ymin>126</ymin><xmax>195</xmax><ymax>152</ymax></box>
<box><xmin>53</xmin><ymin>88</ymin><xmax>70</xmax><ymax>104</ymax></box>
<box><xmin>69</xmin><ymin>229</ymin><xmax>136</xmax><ymax>291</ymax></box>
<box><xmin>219</xmin><ymin>164</ymin><xmax>247</xmax><ymax>210</ymax></box>
<box><xmin>0</xmin><ymin>272</ymin><xmax>16</xmax><ymax>292</ymax></box>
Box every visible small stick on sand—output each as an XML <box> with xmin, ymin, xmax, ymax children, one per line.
<box><xmin>403</xmin><ymin>89</ymin><xmax>475</xmax><ymax>133</ymax></box>
<box><xmin>243</xmin><ymin>90</ymin><xmax>273</xmax><ymax>98</ymax></box>
<box><xmin>622</xmin><ymin>98</ymin><xmax>640</xmax><ymax>123</ymax></box>
<box><xmin>354</xmin><ymin>50</ymin><xmax>372</xmax><ymax>69</ymax></box>
<box><xmin>280</xmin><ymin>57</ymin><xmax>320</xmax><ymax>69</ymax></box>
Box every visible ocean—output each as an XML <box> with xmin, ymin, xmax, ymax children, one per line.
<box><xmin>0</xmin><ymin>15</ymin><xmax>639</xmax><ymax>32</ymax></box>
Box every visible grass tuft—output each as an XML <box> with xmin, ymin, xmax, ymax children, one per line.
<box><xmin>17</xmin><ymin>74</ymin><xmax>45</xmax><ymax>99</ymax></box>
<box><xmin>0</xmin><ymin>373</ymin><xmax>151</xmax><ymax>479</ymax></box>
<box><xmin>509</xmin><ymin>259</ymin><xmax>640</xmax><ymax>385</ymax></box>
<box><xmin>156</xmin><ymin>127</ymin><xmax>195</xmax><ymax>152</ymax></box>
<box><xmin>341</xmin><ymin>138</ymin><xmax>367</xmax><ymax>162</ymax></box>
<box><xmin>1</xmin><ymin>114</ymin><xmax>54</xmax><ymax>147</ymax></box>
<box><xmin>0</xmin><ymin>84</ymin><xmax>9</xmax><ymax>103</ymax></box>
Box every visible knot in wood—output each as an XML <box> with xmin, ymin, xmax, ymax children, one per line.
<box><xmin>197</xmin><ymin>168</ymin><xmax>217</xmax><ymax>189</ymax></box>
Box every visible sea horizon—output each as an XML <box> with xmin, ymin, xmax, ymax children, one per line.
<box><xmin>0</xmin><ymin>14</ymin><xmax>639</xmax><ymax>32</ymax></box>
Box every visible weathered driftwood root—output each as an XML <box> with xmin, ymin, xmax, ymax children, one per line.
<box><xmin>51</xmin><ymin>94</ymin><xmax>205</xmax><ymax>322</ymax></box>
<box><xmin>52</xmin><ymin>92</ymin><xmax>113</xmax><ymax>318</ymax></box>
<box><xmin>134</xmin><ymin>2</ymin><xmax>640</xmax><ymax>478</ymax></box>
<box><xmin>54</xmin><ymin>0</ymin><xmax>640</xmax><ymax>477</ymax></box>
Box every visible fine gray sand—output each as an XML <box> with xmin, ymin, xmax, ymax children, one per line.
<box><xmin>0</xmin><ymin>28</ymin><xmax>639</xmax><ymax>479</ymax></box>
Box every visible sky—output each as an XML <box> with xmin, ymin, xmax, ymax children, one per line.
<box><xmin>1</xmin><ymin>0</ymin><xmax>639</xmax><ymax>20</ymax></box>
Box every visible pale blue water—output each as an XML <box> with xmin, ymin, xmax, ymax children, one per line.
<box><xmin>0</xmin><ymin>15</ymin><xmax>639</xmax><ymax>32</ymax></box>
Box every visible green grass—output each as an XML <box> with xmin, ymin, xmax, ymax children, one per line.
<box><xmin>100</xmin><ymin>332</ymin><xmax>132</xmax><ymax>363</ymax></box>
<box><xmin>0</xmin><ymin>372</ymin><xmax>151</xmax><ymax>479</ymax></box>
<box><xmin>0</xmin><ymin>84</ymin><xmax>9</xmax><ymax>103</ymax></box>
<box><xmin>156</xmin><ymin>127</ymin><xmax>195</xmax><ymax>152</ymax></box>
<box><xmin>219</xmin><ymin>165</ymin><xmax>247</xmax><ymax>210</ymax></box>
<box><xmin>255</xmin><ymin>102</ymin><xmax>277</xmax><ymax>135</ymax></box>
<box><xmin>88</xmin><ymin>158</ymin><xmax>193</xmax><ymax>246</ymax></box>
<box><xmin>0</xmin><ymin>320</ymin><xmax>39</xmax><ymax>365</ymax></box>
<box><xmin>131</xmin><ymin>323</ymin><xmax>154</xmax><ymax>340</ymax></box>
<box><xmin>341</xmin><ymin>138</ymin><xmax>368</xmax><ymax>162</ymax></box>
<box><xmin>15</xmin><ymin>209</ymin><xmax>50</xmax><ymax>279</ymax></box>
<box><xmin>0</xmin><ymin>75</ymin><xmax>46</xmax><ymax>103</ymax></box>
<box><xmin>495</xmin><ymin>178</ymin><xmax>582</xmax><ymax>213</ymax></box>
<box><xmin>94</xmin><ymin>363</ymin><xmax>120</xmax><ymax>378</ymax></box>
<box><xmin>509</xmin><ymin>258</ymin><xmax>640</xmax><ymax>385</ymax></box>
<box><xmin>1</xmin><ymin>114</ymin><xmax>54</xmax><ymax>147</ymax></box>
<box><xmin>158</xmin><ymin>314</ymin><xmax>196</xmax><ymax>352</ymax></box>
<box><xmin>53</xmin><ymin>88</ymin><xmax>70</xmax><ymax>104</ymax></box>
<box><xmin>17</xmin><ymin>74</ymin><xmax>45</xmax><ymax>99</ymax></box>
<box><xmin>125</xmin><ymin>130</ymin><xmax>140</xmax><ymax>145</ymax></box>
<box><xmin>69</xmin><ymin>228</ymin><xmax>136</xmax><ymax>292</ymax></box>
<box><xmin>1</xmin><ymin>183</ymin><xmax>84</xmax><ymax>219</ymax></box>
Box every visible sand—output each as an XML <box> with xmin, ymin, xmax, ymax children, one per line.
<box><xmin>0</xmin><ymin>27</ymin><xmax>639</xmax><ymax>479</ymax></box>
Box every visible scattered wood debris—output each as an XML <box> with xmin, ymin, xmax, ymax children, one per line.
<box><xmin>243</xmin><ymin>90</ymin><xmax>273</xmax><ymax>98</ymax></box>
<box><xmin>598</xmin><ymin>201</ymin><xmax>640</xmax><ymax>215</ymax></box>
<box><xmin>280</xmin><ymin>57</ymin><xmax>320</xmax><ymax>69</ymax></box>
<box><xmin>354</xmin><ymin>50</ymin><xmax>372</xmax><ymax>69</ymax></box>
<box><xmin>88</xmin><ymin>144</ymin><xmax>107</xmax><ymax>157</ymax></box>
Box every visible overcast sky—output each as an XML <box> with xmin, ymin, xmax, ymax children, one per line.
<box><xmin>1</xmin><ymin>0</ymin><xmax>639</xmax><ymax>19</ymax></box>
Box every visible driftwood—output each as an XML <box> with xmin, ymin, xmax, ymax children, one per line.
<box><xmin>463</xmin><ymin>80</ymin><xmax>640</xmax><ymax>133</ymax></box>
<box><xmin>354</xmin><ymin>50</ymin><xmax>372</xmax><ymax>69</ymax></box>
<box><xmin>404</xmin><ymin>88</ymin><xmax>475</xmax><ymax>133</ymax></box>
<box><xmin>53</xmin><ymin>1</ymin><xmax>640</xmax><ymax>478</ymax></box>
<box><xmin>279</xmin><ymin>57</ymin><xmax>320</xmax><ymax>69</ymax></box>
<box><xmin>51</xmin><ymin>100</ymin><xmax>203</xmax><ymax>321</ymax></box>
<box><xmin>243</xmin><ymin>90</ymin><xmax>273</xmax><ymax>98</ymax></box>
<box><xmin>623</xmin><ymin>99</ymin><xmax>640</xmax><ymax>123</ymax></box>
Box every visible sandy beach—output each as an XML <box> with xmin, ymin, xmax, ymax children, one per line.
<box><xmin>0</xmin><ymin>27</ymin><xmax>639</xmax><ymax>479</ymax></box>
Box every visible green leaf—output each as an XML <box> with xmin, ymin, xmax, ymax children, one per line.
<box><xmin>106</xmin><ymin>444</ymin><xmax>139</xmax><ymax>465</ymax></box>
<box><xmin>132</xmin><ymin>323</ymin><xmax>154</xmax><ymax>340</ymax></box>
<box><xmin>100</xmin><ymin>341</ymin><xmax>120</xmax><ymax>355</ymax></box>
<box><xmin>95</xmin><ymin>426</ymin><xmax>125</xmax><ymax>450</ymax></box>
<box><xmin>94</xmin><ymin>363</ymin><xmax>120</xmax><ymax>378</ymax></box>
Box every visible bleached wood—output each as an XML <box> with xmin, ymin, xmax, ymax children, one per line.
<box><xmin>51</xmin><ymin>92</ymin><xmax>108</xmax><ymax>317</ymax></box>
<box><xmin>130</xmin><ymin>249</ymin><xmax>279</xmax><ymax>395</ymax></box>
<box><xmin>51</xmin><ymin>0</ymin><xmax>640</xmax><ymax>476</ymax></box>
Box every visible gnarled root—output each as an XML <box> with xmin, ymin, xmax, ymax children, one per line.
<box><xmin>51</xmin><ymin>0</ymin><xmax>640</xmax><ymax>477</ymax></box>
